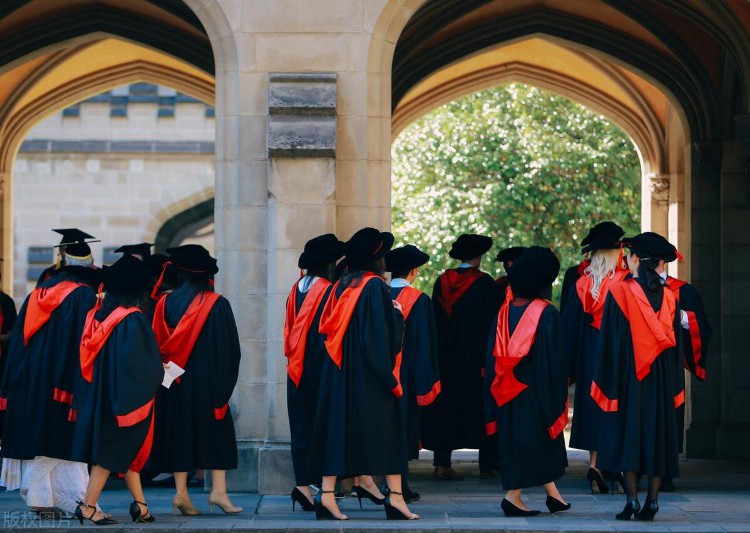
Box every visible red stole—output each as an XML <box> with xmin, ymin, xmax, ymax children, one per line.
<box><xmin>666</xmin><ymin>276</ymin><xmax>706</xmax><ymax>382</ymax></box>
<box><xmin>489</xmin><ymin>298</ymin><xmax>549</xmax><ymax>407</ymax></box>
<box><xmin>575</xmin><ymin>267</ymin><xmax>629</xmax><ymax>329</ymax></box>
<box><xmin>80</xmin><ymin>306</ymin><xmax>141</xmax><ymax>382</ymax></box>
<box><xmin>24</xmin><ymin>281</ymin><xmax>85</xmax><ymax>345</ymax></box>
<box><xmin>437</xmin><ymin>268</ymin><xmax>484</xmax><ymax>316</ymax></box>
<box><xmin>392</xmin><ymin>285</ymin><xmax>424</xmax><ymax>397</ymax></box>
<box><xmin>610</xmin><ymin>279</ymin><xmax>676</xmax><ymax>381</ymax></box>
<box><xmin>283</xmin><ymin>278</ymin><xmax>331</xmax><ymax>387</ymax></box>
<box><xmin>319</xmin><ymin>273</ymin><xmax>378</xmax><ymax>369</ymax></box>
<box><xmin>152</xmin><ymin>291</ymin><xmax>221</xmax><ymax>372</ymax></box>
<box><xmin>577</xmin><ymin>259</ymin><xmax>591</xmax><ymax>276</ymax></box>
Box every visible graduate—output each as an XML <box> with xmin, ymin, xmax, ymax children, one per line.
<box><xmin>151</xmin><ymin>245</ymin><xmax>242</xmax><ymax>516</ymax></box>
<box><xmin>561</xmin><ymin>221</ymin><xmax>626</xmax><ymax>493</ymax></box>
<box><xmin>0</xmin><ymin>229</ymin><xmax>98</xmax><ymax>517</ymax></box>
<box><xmin>560</xmin><ymin>222</ymin><xmax>622</xmax><ymax>313</ymax></box>
<box><xmin>485</xmin><ymin>246</ymin><xmax>570</xmax><ymax>517</ymax></box>
<box><xmin>309</xmin><ymin>227</ymin><xmax>416</xmax><ymax>521</ymax></box>
<box><xmin>72</xmin><ymin>255</ymin><xmax>164</xmax><ymax>525</ymax></box>
<box><xmin>592</xmin><ymin>232</ymin><xmax>683</xmax><ymax>521</ymax></box>
<box><xmin>494</xmin><ymin>246</ymin><xmax>526</xmax><ymax>301</ymax></box>
<box><xmin>114</xmin><ymin>242</ymin><xmax>153</xmax><ymax>261</ymax></box>
<box><xmin>284</xmin><ymin>234</ymin><xmax>344</xmax><ymax>512</ymax></box>
<box><xmin>35</xmin><ymin>228</ymin><xmax>101</xmax><ymax>287</ymax></box>
<box><xmin>384</xmin><ymin>244</ymin><xmax>440</xmax><ymax>503</ymax></box>
<box><xmin>653</xmin><ymin>233</ymin><xmax>712</xmax><ymax>492</ymax></box>
<box><xmin>422</xmin><ymin>233</ymin><xmax>499</xmax><ymax>479</ymax></box>
<box><xmin>0</xmin><ymin>262</ymin><xmax>18</xmax><ymax>438</ymax></box>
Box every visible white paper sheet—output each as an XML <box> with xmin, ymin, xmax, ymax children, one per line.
<box><xmin>162</xmin><ymin>361</ymin><xmax>185</xmax><ymax>389</ymax></box>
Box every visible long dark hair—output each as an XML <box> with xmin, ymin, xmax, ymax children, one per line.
<box><xmin>95</xmin><ymin>291</ymin><xmax>150</xmax><ymax>321</ymax></box>
<box><xmin>306</xmin><ymin>262</ymin><xmax>336</xmax><ymax>282</ymax></box>
<box><xmin>339</xmin><ymin>257</ymin><xmax>385</xmax><ymax>289</ymax></box>
<box><xmin>636</xmin><ymin>256</ymin><xmax>663</xmax><ymax>294</ymax></box>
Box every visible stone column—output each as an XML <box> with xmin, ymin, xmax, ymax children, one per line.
<box><xmin>0</xmin><ymin>170</ymin><xmax>9</xmax><ymax>293</ymax></box>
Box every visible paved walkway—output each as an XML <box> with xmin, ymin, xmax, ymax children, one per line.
<box><xmin>0</xmin><ymin>451</ymin><xmax>748</xmax><ymax>531</ymax></box>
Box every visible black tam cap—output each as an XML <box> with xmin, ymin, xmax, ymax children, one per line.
<box><xmin>495</xmin><ymin>246</ymin><xmax>527</xmax><ymax>264</ymax></box>
<box><xmin>508</xmin><ymin>246</ymin><xmax>561</xmax><ymax>299</ymax></box>
<box><xmin>102</xmin><ymin>255</ymin><xmax>154</xmax><ymax>294</ymax></box>
<box><xmin>298</xmin><ymin>234</ymin><xmax>345</xmax><ymax>269</ymax></box>
<box><xmin>114</xmin><ymin>243</ymin><xmax>153</xmax><ymax>260</ymax></box>
<box><xmin>448</xmin><ymin>234</ymin><xmax>493</xmax><ymax>261</ymax></box>
<box><xmin>385</xmin><ymin>245</ymin><xmax>429</xmax><ymax>273</ymax></box>
<box><xmin>344</xmin><ymin>227</ymin><xmax>394</xmax><ymax>270</ymax></box>
<box><xmin>580</xmin><ymin>221</ymin><xmax>624</xmax><ymax>254</ymax></box>
<box><xmin>623</xmin><ymin>232</ymin><xmax>678</xmax><ymax>262</ymax></box>
<box><xmin>53</xmin><ymin>228</ymin><xmax>98</xmax><ymax>258</ymax></box>
<box><xmin>167</xmin><ymin>244</ymin><xmax>218</xmax><ymax>275</ymax></box>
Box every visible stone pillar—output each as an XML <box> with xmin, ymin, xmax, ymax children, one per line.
<box><xmin>0</xmin><ymin>170</ymin><xmax>9</xmax><ymax>293</ymax></box>
<box><xmin>647</xmin><ymin>173</ymin><xmax>670</xmax><ymax>235</ymax></box>
<box><xmin>685</xmin><ymin>140</ymin><xmax>722</xmax><ymax>458</ymax></box>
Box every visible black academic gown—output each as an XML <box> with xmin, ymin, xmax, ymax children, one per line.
<box><xmin>0</xmin><ymin>291</ymin><xmax>17</xmax><ymax>438</ymax></box>
<box><xmin>0</xmin><ymin>269</ymin><xmax>96</xmax><ymax>460</ymax></box>
<box><xmin>422</xmin><ymin>268</ymin><xmax>498</xmax><ymax>452</ymax></box>
<box><xmin>559</xmin><ymin>264</ymin><xmax>582</xmax><ymax>313</ymax></box>
<box><xmin>390</xmin><ymin>285</ymin><xmax>440</xmax><ymax>459</ymax></box>
<box><xmin>308</xmin><ymin>276</ymin><xmax>407</xmax><ymax>477</ymax></box>
<box><xmin>593</xmin><ymin>281</ymin><xmax>682</xmax><ymax>478</ymax></box>
<box><xmin>151</xmin><ymin>283</ymin><xmax>241</xmax><ymax>471</ymax></box>
<box><xmin>287</xmin><ymin>280</ymin><xmax>333</xmax><ymax>486</ymax></box>
<box><xmin>71</xmin><ymin>311</ymin><xmax>164</xmax><ymax>473</ymax></box>
<box><xmin>484</xmin><ymin>303</ymin><xmax>568</xmax><ymax>489</ymax></box>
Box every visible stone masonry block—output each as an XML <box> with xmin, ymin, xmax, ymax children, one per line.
<box><xmin>258</xmin><ymin>444</ymin><xmax>294</xmax><ymax>495</ymax></box>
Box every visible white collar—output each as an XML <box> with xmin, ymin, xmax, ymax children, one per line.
<box><xmin>659</xmin><ymin>271</ymin><xmax>668</xmax><ymax>281</ymax></box>
<box><xmin>459</xmin><ymin>262</ymin><xmax>474</xmax><ymax>269</ymax></box>
<box><xmin>390</xmin><ymin>278</ymin><xmax>411</xmax><ymax>288</ymax></box>
<box><xmin>297</xmin><ymin>276</ymin><xmax>320</xmax><ymax>293</ymax></box>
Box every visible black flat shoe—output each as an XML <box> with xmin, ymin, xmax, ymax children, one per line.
<box><xmin>545</xmin><ymin>496</ymin><xmax>571</xmax><ymax>513</ymax></box>
<box><xmin>586</xmin><ymin>467</ymin><xmax>609</xmax><ymax>494</ymax></box>
<box><xmin>129</xmin><ymin>500</ymin><xmax>155</xmax><ymax>523</ymax></box>
<box><xmin>615</xmin><ymin>499</ymin><xmax>641</xmax><ymax>520</ymax></box>
<box><xmin>501</xmin><ymin>498</ymin><xmax>541</xmax><ymax>517</ymax></box>
<box><xmin>384</xmin><ymin>493</ymin><xmax>419</xmax><ymax>520</ymax></box>
<box><xmin>635</xmin><ymin>499</ymin><xmax>659</xmax><ymax>521</ymax></box>
<box><xmin>291</xmin><ymin>487</ymin><xmax>314</xmax><ymax>512</ymax></box>
<box><xmin>355</xmin><ymin>485</ymin><xmax>385</xmax><ymax>508</ymax></box>
<box><xmin>75</xmin><ymin>501</ymin><xmax>118</xmax><ymax>526</ymax></box>
<box><xmin>313</xmin><ymin>490</ymin><xmax>348</xmax><ymax>520</ymax></box>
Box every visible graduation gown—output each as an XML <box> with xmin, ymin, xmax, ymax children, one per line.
<box><xmin>559</xmin><ymin>260</ymin><xmax>588</xmax><ymax>313</ymax></box>
<box><xmin>151</xmin><ymin>283</ymin><xmax>241</xmax><ymax>471</ymax></box>
<box><xmin>0</xmin><ymin>269</ymin><xmax>96</xmax><ymax>460</ymax></box>
<box><xmin>72</xmin><ymin>310</ymin><xmax>164</xmax><ymax>473</ymax></box>
<box><xmin>390</xmin><ymin>284</ymin><xmax>440</xmax><ymax>459</ymax></box>
<box><xmin>563</xmin><ymin>268</ymin><xmax>628</xmax><ymax>451</ymax></box>
<box><xmin>422</xmin><ymin>267</ymin><xmax>498</xmax><ymax>451</ymax></box>
<box><xmin>592</xmin><ymin>279</ymin><xmax>682</xmax><ymax>478</ymax></box>
<box><xmin>284</xmin><ymin>277</ymin><xmax>333</xmax><ymax>485</ymax></box>
<box><xmin>484</xmin><ymin>301</ymin><xmax>568</xmax><ymax>490</ymax></box>
<box><xmin>308</xmin><ymin>274</ymin><xmax>406</xmax><ymax>477</ymax></box>
<box><xmin>0</xmin><ymin>291</ymin><xmax>17</xmax><ymax>438</ymax></box>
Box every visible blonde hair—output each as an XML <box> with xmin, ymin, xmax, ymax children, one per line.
<box><xmin>584</xmin><ymin>248</ymin><xmax>621</xmax><ymax>301</ymax></box>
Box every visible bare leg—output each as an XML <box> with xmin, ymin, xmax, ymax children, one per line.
<box><xmin>124</xmin><ymin>470</ymin><xmax>151</xmax><ymax>519</ymax></box>
<box><xmin>590</xmin><ymin>450</ymin><xmax>598</xmax><ymax>469</ymax></box>
<box><xmin>358</xmin><ymin>475</ymin><xmax>384</xmax><ymax>499</ymax></box>
<box><xmin>174</xmin><ymin>472</ymin><xmax>191</xmax><ymax>502</ymax></box>
<box><xmin>542</xmin><ymin>482</ymin><xmax>567</xmax><ymax>504</ymax></box>
<box><xmin>320</xmin><ymin>475</ymin><xmax>347</xmax><ymax>519</ymax></box>
<box><xmin>647</xmin><ymin>476</ymin><xmax>661</xmax><ymax>501</ymax></box>
<box><xmin>623</xmin><ymin>470</ymin><xmax>638</xmax><ymax>501</ymax></box>
<box><xmin>295</xmin><ymin>485</ymin><xmax>314</xmax><ymax>505</ymax></box>
<box><xmin>385</xmin><ymin>474</ymin><xmax>419</xmax><ymax>519</ymax></box>
<box><xmin>78</xmin><ymin>466</ymin><xmax>111</xmax><ymax>522</ymax></box>
<box><xmin>504</xmin><ymin>488</ymin><xmax>527</xmax><ymax>510</ymax></box>
<box><xmin>208</xmin><ymin>470</ymin><xmax>243</xmax><ymax>513</ymax></box>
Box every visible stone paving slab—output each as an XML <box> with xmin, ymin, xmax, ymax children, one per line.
<box><xmin>0</xmin><ymin>451</ymin><xmax>747</xmax><ymax>531</ymax></box>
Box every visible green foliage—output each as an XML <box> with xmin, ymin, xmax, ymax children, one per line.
<box><xmin>391</xmin><ymin>83</ymin><xmax>641</xmax><ymax>304</ymax></box>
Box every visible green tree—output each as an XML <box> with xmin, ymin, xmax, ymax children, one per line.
<box><xmin>391</xmin><ymin>83</ymin><xmax>641</xmax><ymax>303</ymax></box>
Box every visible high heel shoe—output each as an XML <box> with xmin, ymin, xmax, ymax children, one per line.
<box><xmin>615</xmin><ymin>499</ymin><xmax>641</xmax><ymax>520</ymax></box>
<box><xmin>586</xmin><ymin>467</ymin><xmax>609</xmax><ymax>494</ymax></box>
<box><xmin>173</xmin><ymin>494</ymin><xmax>202</xmax><ymax>516</ymax></box>
<box><xmin>355</xmin><ymin>485</ymin><xmax>386</xmax><ymax>508</ymax></box>
<box><xmin>384</xmin><ymin>492</ymin><xmax>419</xmax><ymax>520</ymax></box>
<box><xmin>635</xmin><ymin>499</ymin><xmax>659</xmax><ymax>521</ymax></box>
<box><xmin>501</xmin><ymin>498</ymin><xmax>540</xmax><ymax>517</ymax></box>
<box><xmin>129</xmin><ymin>501</ymin><xmax>155</xmax><ymax>523</ymax></box>
<box><xmin>291</xmin><ymin>487</ymin><xmax>314</xmax><ymax>512</ymax></box>
<box><xmin>545</xmin><ymin>496</ymin><xmax>571</xmax><ymax>513</ymax></box>
<box><xmin>314</xmin><ymin>490</ymin><xmax>348</xmax><ymax>520</ymax></box>
<box><xmin>74</xmin><ymin>501</ymin><xmax>118</xmax><ymax>526</ymax></box>
<box><xmin>208</xmin><ymin>494</ymin><xmax>244</xmax><ymax>514</ymax></box>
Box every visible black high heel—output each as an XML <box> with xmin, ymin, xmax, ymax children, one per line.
<box><xmin>501</xmin><ymin>498</ymin><xmax>540</xmax><ymax>517</ymax></box>
<box><xmin>635</xmin><ymin>499</ymin><xmax>659</xmax><ymax>521</ymax></box>
<box><xmin>291</xmin><ymin>487</ymin><xmax>314</xmax><ymax>512</ymax></box>
<box><xmin>586</xmin><ymin>468</ymin><xmax>609</xmax><ymax>494</ymax></box>
<box><xmin>384</xmin><ymin>492</ymin><xmax>419</xmax><ymax>520</ymax></box>
<box><xmin>75</xmin><ymin>501</ymin><xmax>118</xmax><ymax>526</ymax></box>
<box><xmin>129</xmin><ymin>500</ymin><xmax>155</xmax><ymax>523</ymax></box>
<box><xmin>545</xmin><ymin>496</ymin><xmax>571</xmax><ymax>513</ymax></box>
<box><xmin>313</xmin><ymin>490</ymin><xmax>348</xmax><ymax>520</ymax></box>
<box><xmin>615</xmin><ymin>499</ymin><xmax>641</xmax><ymax>520</ymax></box>
<box><xmin>355</xmin><ymin>485</ymin><xmax>385</xmax><ymax>508</ymax></box>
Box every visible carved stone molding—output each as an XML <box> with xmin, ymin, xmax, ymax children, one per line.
<box><xmin>649</xmin><ymin>173</ymin><xmax>670</xmax><ymax>212</ymax></box>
